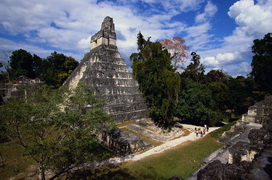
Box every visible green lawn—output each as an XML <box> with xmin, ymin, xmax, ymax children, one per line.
<box><xmin>1</xmin><ymin>124</ymin><xmax>230</xmax><ymax>180</ymax></box>
<box><xmin>92</xmin><ymin>134</ymin><xmax>222</xmax><ymax>180</ymax></box>
<box><xmin>0</xmin><ymin>142</ymin><xmax>36</xmax><ymax>180</ymax></box>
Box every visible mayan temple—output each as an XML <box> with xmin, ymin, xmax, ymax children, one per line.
<box><xmin>63</xmin><ymin>16</ymin><xmax>148</xmax><ymax>123</ymax></box>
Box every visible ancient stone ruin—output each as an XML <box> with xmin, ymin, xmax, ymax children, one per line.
<box><xmin>63</xmin><ymin>16</ymin><xmax>148</xmax><ymax>123</ymax></box>
<box><xmin>63</xmin><ymin>16</ymin><xmax>150</xmax><ymax>155</ymax></box>
<box><xmin>0</xmin><ymin>76</ymin><xmax>43</xmax><ymax>102</ymax></box>
<box><xmin>98</xmin><ymin>128</ymin><xmax>151</xmax><ymax>155</ymax></box>
<box><xmin>194</xmin><ymin>96</ymin><xmax>272</xmax><ymax>180</ymax></box>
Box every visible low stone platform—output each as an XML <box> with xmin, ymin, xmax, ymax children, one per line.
<box><xmin>98</xmin><ymin>118</ymin><xmax>185</xmax><ymax>155</ymax></box>
<box><xmin>98</xmin><ymin>127</ymin><xmax>151</xmax><ymax>155</ymax></box>
<box><xmin>126</xmin><ymin>119</ymin><xmax>185</xmax><ymax>142</ymax></box>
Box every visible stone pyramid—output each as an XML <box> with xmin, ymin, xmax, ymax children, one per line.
<box><xmin>63</xmin><ymin>16</ymin><xmax>148</xmax><ymax>123</ymax></box>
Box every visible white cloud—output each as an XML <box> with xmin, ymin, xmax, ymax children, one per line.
<box><xmin>184</xmin><ymin>22</ymin><xmax>214</xmax><ymax>50</ymax></box>
<box><xmin>1</xmin><ymin>0</ymin><xmax>270</xmax><ymax>77</ymax></box>
<box><xmin>200</xmin><ymin>0</ymin><xmax>272</xmax><ymax>76</ymax></box>
<box><xmin>0</xmin><ymin>0</ymin><xmax>191</xmax><ymax>66</ymax></box>
<box><xmin>202</xmin><ymin>56</ymin><xmax>219</xmax><ymax>66</ymax></box>
<box><xmin>195</xmin><ymin>1</ymin><xmax>217</xmax><ymax>23</ymax></box>
<box><xmin>228</xmin><ymin>0</ymin><xmax>272</xmax><ymax>37</ymax></box>
<box><xmin>0</xmin><ymin>37</ymin><xmax>82</xmax><ymax>60</ymax></box>
<box><xmin>223</xmin><ymin>62</ymin><xmax>251</xmax><ymax>77</ymax></box>
<box><xmin>228</xmin><ymin>0</ymin><xmax>253</xmax><ymax>19</ymax></box>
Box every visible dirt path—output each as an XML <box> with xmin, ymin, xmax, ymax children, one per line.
<box><xmin>88</xmin><ymin>125</ymin><xmax>219</xmax><ymax>167</ymax></box>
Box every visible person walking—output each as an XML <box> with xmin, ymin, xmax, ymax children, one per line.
<box><xmin>195</xmin><ymin>127</ymin><xmax>198</xmax><ymax>137</ymax></box>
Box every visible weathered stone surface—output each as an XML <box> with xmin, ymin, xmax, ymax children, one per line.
<box><xmin>242</xmin><ymin>96</ymin><xmax>272</xmax><ymax>124</ymax></box>
<box><xmin>228</xmin><ymin>141</ymin><xmax>253</xmax><ymax>164</ymax></box>
<box><xmin>218</xmin><ymin>120</ymin><xmax>247</xmax><ymax>143</ymax></box>
<box><xmin>0</xmin><ymin>76</ymin><xmax>43</xmax><ymax>102</ymax></box>
<box><xmin>91</xmin><ymin>16</ymin><xmax>116</xmax><ymax>49</ymax></box>
<box><xmin>194</xmin><ymin>96</ymin><xmax>272</xmax><ymax>180</ymax></box>
<box><xmin>98</xmin><ymin>127</ymin><xmax>151</xmax><ymax>155</ymax></box>
<box><xmin>248</xmin><ymin>147</ymin><xmax>272</xmax><ymax>180</ymax></box>
<box><xmin>197</xmin><ymin>160</ymin><xmax>250</xmax><ymax>180</ymax></box>
<box><xmin>127</xmin><ymin>119</ymin><xmax>184</xmax><ymax>142</ymax></box>
<box><xmin>248</xmin><ymin>128</ymin><xmax>269</xmax><ymax>151</ymax></box>
<box><xmin>63</xmin><ymin>16</ymin><xmax>148</xmax><ymax>123</ymax></box>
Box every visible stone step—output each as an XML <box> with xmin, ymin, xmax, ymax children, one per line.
<box><xmin>106</xmin><ymin>104</ymin><xmax>148</xmax><ymax>113</ymax></box>
<box><xmin>113</xmin><ymin>110</ymin><xmax>149</xmax><ymax>123</ymax></box>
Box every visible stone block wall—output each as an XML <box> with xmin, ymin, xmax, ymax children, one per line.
<box><xmin>242</xmin><ymin>95</ymin><xmax>272</xmax><ymax>124</ymax></box>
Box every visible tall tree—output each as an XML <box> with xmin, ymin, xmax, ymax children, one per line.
<box><xmin>131</xmin><ymin>32</ymin><xmax>181</xmax><ymax>127</ymax></box>
<box><xmin>9</xmin><ymin>49</ymin><xmax>35</xmax><ymax>79</ymax></box>
<box><xmin>182</xmin><ymin>52</ymin><xmax>205</xmax><ymax>83</ymax></box>
<box><xmin>0</xmin><ymin>82</ymin><xmax>113</xmax><ymax>179</ymax></box>
<box><xmin>225</xmin><ymin>76</ymin><xmax>255</xmax><ymax>115</ymax></box>
<box><xmin>159</xmin><ymin>37</ymin><xmax>189</xmax><ymax>69</ymax></box>
<box><xmin>206</xmin><ymin>69</ymin><xmax>227</xmax><ymax>82</ymax></box>
<box><xmin>41</xmin><ymin>52</ymin><xmax>78</xmax><ymax>88</ymax></box>
<box><xmin>251</xmin><ymin>33</ymin><xmax>272</xmax><ymax>93</ymax></box>
<box><xmin>176</xmin><ymin>79</ymin><xmax>222</xmax><ymax>126</ymax></box>
<box><xmin>32</xmin><ymin>54</ymin><xmax>43</xmax><ymax>78</ymax></box>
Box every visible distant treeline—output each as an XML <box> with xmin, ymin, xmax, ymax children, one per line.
<box><xmin>0</xmin><ymin>50</ymin><xmax>78</xmax><ymax>88</ymax></box>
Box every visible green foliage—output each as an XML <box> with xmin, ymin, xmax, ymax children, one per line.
<box><xmin>251</xmin><ymin>33</ymin><xmax>272</xmax><ymax>93</ymax></box>
<box><xmin>208</xmin><ymin>81</ymin><xmax>230</xmax><ymax>112</ymax></box>
<box><xmin>206</xmin><ymin>69</ymin><xmax>227</xmax><ymax>82</ymax></box>
<box><xmin>176</xmin><ymin>80</ymin><xmax>223</xmax><ymax>126</ymax></box>
<box><xmin>0</xmin><ymin>82</ymin><xmax>113</xmax><ymax>179</ymax></box>
<box><xmin>182</xmin><ymin>52</ymin><xmax>205</xmax><ymax>83</ymax></box>
<box><xmin>137</xmin><ymin>32</ymin><xmax>145</xmax><ymax>51</ymax></box>
<box><xmin>177</xmin><ymin>52</ymin><xmax>226</xmax><ymax>126</ymax></box>
<box><xmin>131</xmin><ymin>32</ymin><xmax>181</xmax><ymax>127</ymax></box>
<box><xmin>9</xmin><ymin>49</ymin><xmax>35</xmax><ymax>79</ymax></box>
<box><xmin>225</xmin><ymin>76</ymin><xmax>255</xmax><ymax>114</ymax></box>
<box><xmin>41</xmin><ymin>51</ymin><xmax>79</xmax><ymax>88</ymax></box>
<box><xmin>176</xmin><ymin>50</ymin><xmax>263</xmax><ymax>125</ymax></box>
<box><xmin>32</xmin><ymin>54</ymin><xmax>43</xmax><ymax>77</ymax></box>
<box><xmin>6</xmin><ymin>49</ymin><xmax>78</xmax><ymax>87</ymax></box>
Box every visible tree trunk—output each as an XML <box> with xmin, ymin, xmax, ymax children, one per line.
<box><xmin>39</xmin><ymin>166</ymin><xmax>46</xmax><ymax>180</ymax></box>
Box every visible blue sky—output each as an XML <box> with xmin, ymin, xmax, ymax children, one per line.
<box><xmin>0</xmin><ymin>0</ymin><xmax>271</xmax><ymax>76</ymax></box>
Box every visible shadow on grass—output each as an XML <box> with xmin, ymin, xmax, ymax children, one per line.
<box><xmin>66</xmin><ymin>165</ymin><xmax>165</xmax><ymax>180</ymax></box>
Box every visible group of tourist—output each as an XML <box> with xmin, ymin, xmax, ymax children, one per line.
<box><xmin>195</xmin><ymin>124</ymin><xmax>209</xmax><ymax>137</ymax></box>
